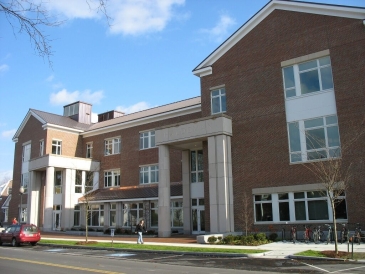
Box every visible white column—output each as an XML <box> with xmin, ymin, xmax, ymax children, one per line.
<box><xmin>182</xmin><ymin>150</ymin><xmax>191</xmax><ymax>235</ymax></box>
<box><xmin>63</xmin><ymin>169</ymin><xmax>74</xmax><ymax>230</ymax></box>
<box><xmin>158</xmin><ymin>145</ymin><xmax>171</xmax><ymax>237</ymax></box>
<box><xmin>208</xmin><ymin>135</ymin><xmax>234</xmax><ymax>233</ymax></box>
<box><xmin>44</xmin><ymin>166</ymin><xmax>55</xmax><ymax>231</ymax></box>
<box><xmin>28</xmin><ymin>171</ymin><xmax>41</xmax><ymax>226</ymax></box>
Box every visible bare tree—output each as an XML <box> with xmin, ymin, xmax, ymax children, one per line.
<box><xmin>240</xmin><ymin>191</ymin><xmax>253</xmax><ymax>236</ymax></box>
<box><xmin>1</xmin><ymin>0</ymin><xmax>111</xmax><ymax>66</ymax></box>
<box><xmin>302</xmin><ymin>123</ymin><xmax>365</xmax><ymax>254</ymax></box>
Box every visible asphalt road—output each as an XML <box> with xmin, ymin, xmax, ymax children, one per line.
<box><xmin>1</xmin><ymin>244</ymin><xmax>365</xmax><ymax>273</ymax></box>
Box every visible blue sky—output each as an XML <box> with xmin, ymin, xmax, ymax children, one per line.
<box><xmin>1</xmin><ymin>0</ymin><xmax>364</xmax><ymax>180</ymax></box>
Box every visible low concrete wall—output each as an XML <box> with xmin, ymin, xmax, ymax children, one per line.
<box><xmin>196</xmin><ymin>234</ymin><xmax>224</xmax><ymax>244</ymax></box>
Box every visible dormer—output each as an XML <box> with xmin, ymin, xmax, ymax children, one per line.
<box><xmin>98</xmin><ymin>110</ymin><xmax>124</xmax><ymax>122</ymax></box>
<box><xmin>63</xmin><ymin>101</ymin><xmax>92</xmax><ymax>124</ymax></box>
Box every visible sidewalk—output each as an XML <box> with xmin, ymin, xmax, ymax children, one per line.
<box><xmin>40</xmin><ymin>232</ymin><xmax>365</xmax><ymax>260</ymax></box>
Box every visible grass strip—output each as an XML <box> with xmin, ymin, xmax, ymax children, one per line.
<box><xmin>39</xmin><ymin>239</ymin><xmax>267</xmax><ymax>254</ymax></box>
<box><xmin>296</xmin><ymin>249</ymin><xmax>365</xmax><ymax>260</ymax></box>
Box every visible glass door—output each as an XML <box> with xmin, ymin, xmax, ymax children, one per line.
<box><xmin>53</xmin><ymin>211</ymin><xmax>61</xmax><ymax>231</ymax></box>
<box><xmin>192</xmin><ymin>207</ymin><xmax>205</xmax><ymax>234</ymax></box>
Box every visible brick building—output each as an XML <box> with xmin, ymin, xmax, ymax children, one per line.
<box><xmin>9</xmin><ymin>1</ymin><xmax>365</xmax><ymax>236</ymax></box>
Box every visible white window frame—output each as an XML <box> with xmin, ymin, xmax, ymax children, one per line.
<box><xmin>287</xmin><ymin>115</ymin><xmax>341</xmax><ymax>163</ymax></box>
<box><xmin>52</xmin><ymin>140</ymin><xmax>62</xmax><ymax>155</ymax></box>
<box><xmin>139</xmin><ymin>165</ymin><xmax>159</xmax><ymax>184</ymax></box>
<box><xmin>122</xmin><ymin>203</ymin><xmax>144</xmax><ymax>227</ymax></box>
<box><xmin>86</xmin><ymin>142</ymin><xmax>93</xmax><ymax>158</ymax></box>
<box><xmin>104</xmin><ymin>170</ymin><xmax>120</xmax><ymax>187</ymax></box>
<box><xmin>139</xmin><ymin>131</ymin><xmax>155</xmax><ymax>150</ymax></box>
<box><xmin>171</xmin><ymin>200</ymin><xmax>183</xmax><ymax>228</ymax></box>
<box><xmin>282</xmin><ymin>56</ymin><xmax>334</xmax><ymax>99</ymax></box>
<box><xmin>109</xmin><ymin>203</ymin><xmax>116</xmax><ymax>227</ymax></box>
<box><xmin>39</xmin><ymin>140</ymin><xmax>44</xmax><ymax>156</ymax></box>
<box><xmin>211</xmin><ymin>87</ymin><xmax>226</xmax><ymax>114</ymax></box>
<box><xmin>253</xmin><ymin>190</ymin><xmax>347</xmax><ymax>224</ymax></box>
<box><xmin>191</xmin><ymin>150</ymin><xmax>203</xmax><ymax>183</ymax></box>
<box><xmin>22</xmin><ymin>143</ymin><xmax>31</xmax><ymax>162</ymax></box>
<box><xmin>104</xmin><ymin>138</ymin><xmax>121</xmax><ymax>155</ymax></box>
<box><xmin>87</xmin><ymin>204</ymin><xmax>104</xmax><ymax>227</ymax></box>
<box><xmin>54</xmin><ymin>170</ymin><xmax>62</xmax><ymax>194</ymax></box>
<box><xmin>73</xmin><ymin>205</ymin><xmax>80</xmax><ymax>227</ymax></box>
<box><xmin>21</xmin><ymin>173</ymin><xmax>29</xmax><ymax>194</ymax></box>
<box><xmin>150</xmin><ymin>201</ymin><xmax>158</xmax><ymax>227</ymax></box>
<box><xmin>75</xmin><ymin>170</ymin><xmax>82</xmax><ymax>193</ymax></box>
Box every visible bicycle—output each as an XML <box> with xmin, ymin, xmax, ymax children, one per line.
<box><xmin>340</xmin><ymin>223</ymin><xmax>348</xmax><ymax>244</ymax></box>
<box><xmin>324</xmin><ymin>224</ymin><xmax>332</xmax><ymax>244</ymax></box>
<box><xmin>303</xmin><ymin>224</ymin><xmax>312</xmax><ymax>243</ymax></box>
<box><xmin>313</xmin><ymin>226</ymin><xmax>323</xmax><ymax>244</ymax></box>
<box><xmin>354</xmin><ymin>223</ymin><xmax>362</xmax><ymax>245</ymax></box>
<box><xmin>291</xmin><ymin>225</ymin><xmax>297</xmax><ymax>244</ymax></box>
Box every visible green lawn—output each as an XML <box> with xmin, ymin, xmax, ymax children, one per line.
<box><xmin>39</xmin><ymin>239</ymin><xmax>267</xmax><ymax>254</ymax></box>
<box><xmin>296</xmin><ymin>250</ymin><xmax>365</xmax><ymax>260</ymax></box>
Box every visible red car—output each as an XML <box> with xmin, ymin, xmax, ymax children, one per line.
<box><xmin>0</xmin><ymin>224</ymin><xmax>41</xmax><ymax>247</ymax></box>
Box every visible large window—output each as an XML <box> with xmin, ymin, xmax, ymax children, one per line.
<box><xmin>52</xmin><ymin>140</ymin><xmax>62</xmax><ymax>155</ymax></box>
<box><xmin>21</xmin><ymin>173</ymin><xmax>29</xmax><ymax>194</ymax></box>
<box><xmin>74</xmin><ymin>205</ymin><xmax>80</xmax><ymax>226</ymax></box>
<box><xmin>191</xmin><ymin>150</ymin><xmax>203</xmax><ymax>183</ymax></box>
<box><xmin>150</xmin><ymin>202</ymin><xmax>158</xmax><ymax>227</ymax></box>
<box><xmin>64</xmin><ymin>103</ymin><xmax>79</xmax><ymax>116</ymax></box>
<box><xmin>39</xmin><ymin>140</ymin><xmax>44</xmax><ymax>156</ymax></box>
<box><xmin>54</xmin><ymin>171</ymin><xmax>62</xmax><ymax>194</ymax></box>
<box><xmin>123</xmin><ymin>203</ymin><xmax>144</xmax><ymax>227</ymax></box>
<box><xmin>75</xmin><ymin>170</ymin><xmax>82</xmax><ymax>193</ymax></box>
<box><xmin>22</xmin><ymin>143</ymin><xmax>31</xmax><ymax>162</ymax></box>
<box><xmin>85</xmin><ymin>172</ymin><xmax>94</xmax><ymax>192</ymax></box>
<box><xmin>139</xmin><ymin>165</ymin><xmax>158</xmax><ymax>184</ymax></box>
<box><xmin>211</xmin><ymin>88</ymin><xmax>226</xmax><ymax>114</ymax></box>
<box><xmin>87</xmin><ymin>204</ymin><xmax>104</xmax><ymax>226</ymax></box>
<box><xmin>86</xmin><ymin>142</ymin><xmax>93</xmax><ymax>158</ymax></box>
<box><xmin>255</xmin><ymin>194</ymin><xmax>273</xmax><ymax>222</ymax></box>
<box><xmin>140</xmin><ymin>131</ymin><xmax>155</xmax><ymax>149</ymax></box>
<box><xmin>283</xmin><ymin>56</ymin><xmax>334</xmax><ymax>99</ymax></box>
<box><xmin>110</xmin><ymin>203</ymin><xmax>116</xmax><ymax>227</ymax></box>
<box><xmin>171</xmin><ymin>201</ymin><xmax>183</xmax><ymax>227</ymax></box>
<box><xmin>104</xmin><ymin>138</ymin><xmax>120</xmax><ymax>155</ymax></box>
<box><xmin>288</xmin><ymin>115</ymin><xmax>340</xmax><ymax>163</ymax></box>
<box><xmin>254</xmin><ymin>190</ymin><xmax>346</xmax><ymax>223</ymax></box>
<box><xmin>104</xmin><ymin>170</ymin><xmax>120</xmax><ymax>187</ymax></box>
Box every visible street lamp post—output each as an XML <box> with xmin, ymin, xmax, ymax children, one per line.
<box><xmin>19</xmin><ymin>186</ymin><xmax>24</xmax><ymax>223</ymax></box>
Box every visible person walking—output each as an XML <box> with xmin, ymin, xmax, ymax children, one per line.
<box><xmin>136</xmin><ymin>219</ymin><xmax>146</xmax><ymax>244</ymax></box>
<box><xmin>12</xmin><ymin>217</ymin><xmax>18</xmax><ymax>224</ymax></box>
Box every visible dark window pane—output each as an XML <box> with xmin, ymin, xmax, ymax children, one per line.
<box><xmin>308</xmin><ymin>200</ymin><xmax>328</xmax><ymax>220</ymax></box>
<box><xmin>300</xmin><ymin>70</ymin><xmax>320</xmax><ymax>94</ymax></box>
<box><xmin>255</xmin><ymin>203</ymin><xmax>273</xmax><ymax>222</ymax></box>
<box><xmin>295</xmin><ymin>201</ymin><xmax>306</xmax><ymax>220</ymax></box>
<box><xmin>279</xmin><ymin>202</ymin><xmax>290</xmax><ymax>221</ymax></box>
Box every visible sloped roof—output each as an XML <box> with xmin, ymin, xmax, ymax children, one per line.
<box><xmin>13</xmin><ymin>97</ymin><xmax>201</xmax><ymax>141</ymax></box>
<box><xmin>193</xmin><ymin>0</ymin><xmax>365</xmax><ymax>76</ymax></box>
<box><xmin>79</xmin><ymin>182</ymin><xmax>182</xmax><ymax>202</ymax></box>
<box><xmin>31</xmin><ymin>109</ymin><xmax>92</xmax><ymax>131</ymax></box>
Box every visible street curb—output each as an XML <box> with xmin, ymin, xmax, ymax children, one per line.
<box><xmin>289</xmin><ymin>255</ymin><xmax>365</xmax><ymax>263</ymax></box>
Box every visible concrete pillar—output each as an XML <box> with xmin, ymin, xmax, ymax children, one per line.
<box><xmin>182</xmin><ymin>150</ymin><xmax>191</xmax><ymax>234</ymax></box>
<box><xmin>158</xmin><ymin>144</ymin><xmax>171</xmax><ymax>237</ymax></box>
<box><xmin>208</xmin><ymin>135</ymin><xmax>234</xmax><ymax>233</ymax></box>
<box><xmin>28</xmin><ymin>171</ymin><xmax>41</xmax><ymax>226</ymax></box>
<box><xmin>62</xmin><ymin>168</ymin><xmax>74</xmax><ymax>230</ymax></box>
<box><xmin>44</xmin><ymin>166</ymin><xmax>54</xmax><ymax>231</ymax></box>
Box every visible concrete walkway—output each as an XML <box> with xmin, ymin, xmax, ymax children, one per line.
<box><xmin>40</xmin><ymin>232</ymin><xmax>365</xmax><ymax>259</ymax></box>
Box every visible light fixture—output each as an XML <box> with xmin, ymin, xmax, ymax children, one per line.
<box><xmin>19</xmin><ymin>186</ymin><xmax>24</xmax><ymax>223</ymax></box>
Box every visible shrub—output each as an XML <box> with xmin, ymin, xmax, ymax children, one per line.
<box><xmin>104</xmin><ymin>228</ymin><xmax>111</xmax><ymax>234</ymax></box>
<box><xmin>207</xmin><ymin>236</ymin><xmax>217</xmax><ymax>244</ymax></box>
<box><xmin>254</xmin><ymin>233</ymin><xmax>267</xmax><ymax>242</ymax></box>
<box><xmin>268</xmin><ymin>233</ymin><xmax>278</xmax><ymax>241</ymax></box>
<box><xmin>222</xmin><ymin>234</ymin><xmax>236</xmax><ymax>244</ymax></box>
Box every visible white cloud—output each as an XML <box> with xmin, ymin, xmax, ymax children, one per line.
<box><xmin>1</xmin><ymin>129</ymin><xmax>16</xmax><ymax>139</ymax></box>
<box><xmin>50</xmin><ymin>89</ymin><xmax>104</xmax><ymax>105</ymax></box>
<box><xmin>45</xmin><ymin>74</ymin><xmax>55</xmax><ymax>82</ymax></box>
<box><xmin>200</xmin><ymin>14</ymin><xmax>236</xmax><ymax>42</ymax></box>
<box><xmin>116</xmin><ymin>101</ymin><xmax>152</xmax><ymax>114</ymax></box>
<box><xmin>44</xmin><ymin>0</ymin><xmax>185</xmax><ymax>35</ymax></box>
<box><xmin>0</xmin><ymin>64</ymin><xmax>9</xmax><ymax>73</ymax></box>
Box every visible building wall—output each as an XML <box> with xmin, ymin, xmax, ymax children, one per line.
<box><xmin>45</xmin><ymin>128</ymin><xmax>83</xmax><ymax>157</ymax></box>
<box><xmin>83</xmin><ymin>112</ymin><xmax>201</xmax><ymax>189</ymax></box>
<box><xmin>199</xmin><ymin>10</ymin><xmax>365</xmax><ymax>230</ymax></box>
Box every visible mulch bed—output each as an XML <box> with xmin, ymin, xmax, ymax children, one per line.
<box><xmin>75</xmin><ymin>241</ymin><xmax>98</xmax><ymax>245</ymax></box>
<box><xmin>321</xmin><ymin>250</ymin><xmax>349</xmax><ymax>258</ymax></box>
